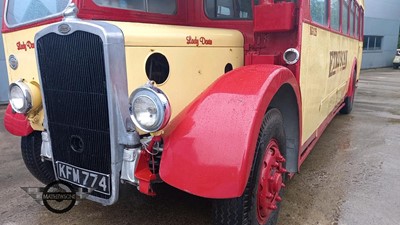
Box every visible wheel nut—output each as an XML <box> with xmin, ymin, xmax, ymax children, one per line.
<box><xmin>268</xmin><ymin>204</ymin><xmax>277</xmax><ymax>210</ymax></box>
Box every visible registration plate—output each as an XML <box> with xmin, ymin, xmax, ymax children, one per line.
<box><xmin>56</xmin><ymin>161</ymin><xmax>111</xmax><ymax>195</ymax></box>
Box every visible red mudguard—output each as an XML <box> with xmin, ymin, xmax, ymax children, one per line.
<box><xmin>3</xmin><ymin>104</ymin><xmax>34</xmax><ymax>136</ymax></box>
<box><xmin>159</xmin><ymin>65</ymin><xmax>301</xmax><ymax>198</ymax></box>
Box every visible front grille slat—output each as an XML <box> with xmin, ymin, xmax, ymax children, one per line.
<box><xmin>37</xmin><ymin>31</ymin><xmax>112</xmax><ymax>199</ymax></box>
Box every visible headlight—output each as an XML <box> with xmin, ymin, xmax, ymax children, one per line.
<box><xmin>9</xmin><ymin>81</ymin><xmax>32</xmax><ymax>114</ymax></box>
<box><xmin>129</xmin><ymin>83</ymin><xmax>171</xmax><ymax>133</ymax></box>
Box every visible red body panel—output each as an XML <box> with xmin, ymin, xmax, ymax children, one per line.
<box><xmin>254</xmin><ymin>2</ymin><xmax>296</xmax><ymax>33</ymax></box>
<box><xmin>3</xmin><ymin>105</ymin><xmax>33</xmax><ymax>137</ymax></box>
<box><xmin>159</xmin><ymin>65</ymin><xmax>301</xmax><ymax>198</ymax></box>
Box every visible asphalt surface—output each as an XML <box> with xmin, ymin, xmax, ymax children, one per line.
<box><xmin>0</xmin><ymin>68</ymin><xmax>399</xmax><ymax>225</ymax></box>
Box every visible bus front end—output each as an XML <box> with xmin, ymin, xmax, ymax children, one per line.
<box><xmin>2</xmin><ymin>1</ymin><xmax>244</xmax><ymax>205</ymax></box>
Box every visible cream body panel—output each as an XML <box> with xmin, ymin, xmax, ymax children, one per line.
<box><xmin>2</xmin><ymin>25</ymin><xmax>48</xmax><ymax>130</ymax></box>
<box><xmin>2</xmin><ymin>26</ymin><xmax>46</xmax><ymax>83</ymax></box>
<box><xmin>125</xmin><ymin>47</ymin><xmax>243</xmax><ymax>120</ymax></box>
<box><xmin>299</xmin><ymin>23</ymin><xmax>363</xmax><ymax>144</ymax></box>
<box><xmin>2</xmin><ymin>21</ymin><xmax>244</xmax><ymax>131</ymax></box>
<box><xmin>109</xmin><ymin>21</ymin><xmax>244</xmax><ymax>47</ymax></box>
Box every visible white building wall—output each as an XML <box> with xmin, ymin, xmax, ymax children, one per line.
<box><xmin>362</xmin><ymin>0</ymin><xmax>400</xmax><ymax>69</ymax></box>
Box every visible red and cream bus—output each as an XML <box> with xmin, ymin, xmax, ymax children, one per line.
<box><xmin>2</xmin><ymin>0</ymin><xmax>364</xmax><ymax>224</ymax></box>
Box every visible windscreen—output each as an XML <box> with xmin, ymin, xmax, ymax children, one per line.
<box><xmin>5</xmin><ymin>0</ymin><xmax>71</xmax><ymax>27</ymax></box>
<box><xmin>93</xmin><ymin>0</ymin><xmax>177</xmax><ymax>15</ymax></box>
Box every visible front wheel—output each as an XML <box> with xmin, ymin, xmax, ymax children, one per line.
<box><xmin>21</xmin><ymin>131</ymin><xmax>55</xmax><ymax>184</ymax></box>
<box><xmin>212</xmin><ymin>109</ymin><xmax>287</xmax><ymax>225</ymax></box>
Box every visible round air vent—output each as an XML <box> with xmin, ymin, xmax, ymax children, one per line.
<box><xmin>145</xmin><ymin>53</ymin><xmax>170</xmax><ymax>84</ymax></box>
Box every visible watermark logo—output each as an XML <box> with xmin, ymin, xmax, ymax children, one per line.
<box><xmin>22</xmin><ymin>181</ymin><xmax>91</xmax><ymax>213</ymax></box>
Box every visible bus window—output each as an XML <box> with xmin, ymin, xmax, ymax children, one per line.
<box><xmin>361</xmin><ymin>10</ymin><xmax>364</xmax><ymax>37</ymax></box>
<box><xmin>5</xmin><ymin>0</ymin><xmax>70</xmax><ymax>27</ymax></box>
<box><xmin>205</xmin><ymin>0</ymin><xmax>253</xmax><ymax>19</ymax></box>
<box><xmin>355</xmin><ymin>6</ymin><xmax>359</xmax><ymax>38</ymax></box>
<box><xmin>310</xmin><ymin>0</ymin><xmax>328</xmax><ymax>26</ymax></box>
<box><xmin>350</xmin><ymin>1</ymin><xmax>354</xmax><ymax>36</ymax></box>
<box><xmin>342</xmin><ymin>0</ymin><xmax>349</xmax><ymax>34</ymax></box>
<box><xmin>93</xmin><ymin>0</ymin><xmax>177</xmax><ymax>15</ymax></box>
<box><xmin>330</xmin><ymin>0</ymin><xmax>340</xmax><ymax>31</ymax></box>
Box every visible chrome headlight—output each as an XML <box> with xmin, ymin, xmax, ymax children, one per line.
<box><xmin>129</xmin><ymin>83</ymin><xmax>171</xmax><ymax>133</ymax></box>
<box><xmin>9</xmin><ymin>81</ymin><xmax>32</xmax><ymax>114</ymax></box>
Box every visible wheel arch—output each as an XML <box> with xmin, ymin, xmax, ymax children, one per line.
<box><xmin>347</xmin><ymin>57</ymin><xmax>359</xmax><ymax>96</ymax></box>
<box><xmin>268</xmin><ymin>84</ymin><xmax>300</xmax><ymax>173</ymax></box>
<box><xmin>159</xmin><ymin>64</ymin><xmax>302</xmax><ymax>199</ymax></box>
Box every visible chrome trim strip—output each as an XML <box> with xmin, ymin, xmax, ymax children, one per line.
<box><xmin>40</xmin><ymin>131</ymin><xmax>52</xmax><ymax>161</ymax></box>
<box><xmin>3</xmin><ymin>0</ymin><xmax>72</xmax><ymax>29</ymax></box>
<box><xmin>120</xmin><ymin>148</ymin><xmax>141</xmax><ymax>185</ymax></box>
<box><xmin>34</xmin><ymin>19</ymin><xmax>140</xmax><ymax>205</ymax></box>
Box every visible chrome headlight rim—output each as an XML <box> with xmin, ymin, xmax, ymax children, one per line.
<box><xmin>9</xmin><ymin>80</ymin><xmax>33</xmax><ymax>114</ymax></box>
<box><xmin>129</xmin><ymin>84</ymin><xmax>171</xmax><ymax>133</ymax></box>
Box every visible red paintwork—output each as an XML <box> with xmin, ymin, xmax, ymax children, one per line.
<box><xmin>3</xmin><ymin>104</ymin><xmax>34</xmax><ymax>137</ymax></box>
<box><xmin>257</xmin><ymin>139</ymin><xmax>286</xmax><ymax>224</ymax></box>
<box><xmin>254</xmin><ymin>2</ymin><xmax>296</xmax><ymax>33</ymax></box>
<box><xmin>159</xmin><ymin>65</ymin><xmax>301</xmax><ymax>198</ymax></box>
<box><xmin>134</xmin><ymin>136</ymin><xmax>162</xmax><ymax>196</ymax></box>
<box><xmin>16</xmin><ymin>41</ymin><xmax>35</xmax><ymax>51</ymax></box>
<box><xmin>247</xmin><ymin>54</ymin><xmax>279</xmax><ymax>65</ymax></box>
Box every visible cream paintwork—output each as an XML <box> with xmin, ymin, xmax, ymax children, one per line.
<box><xmin>2</xmin><ymin>25</ymin><xmax>47</xmax><ymax>130</ymax></box>
<box><xmin>2</xmin><ymin>21</ymin><xmax>244</xmax><ymax>131</ymax></box>
<box><xmin>110</xmin><ymin>21</ymin><xmax>244</xmax><ymax>47</ymax></box>
<box><xmin>125</xmin><ymin>47</ymin><xmax>243</xmax><ymax>120</ymax></box>
<box><xmin>299</xmin><ymin>23</ymin><xmax>363</xmax><ymax>144</ymax></box>
<box><xmin>109</xmin><ymin>21</ymin><xmax>244</xmax><ymax>120</ymax></box>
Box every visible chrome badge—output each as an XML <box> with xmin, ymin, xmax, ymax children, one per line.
<box><xmin>58</xmin><ymin>24</ymin><xmax>71</xmax><ymax>34</ymax></box>
<box><xmin>8</xmin><ymin>55</ymin><xmax>18</xmax><ymax>70</ymax></box>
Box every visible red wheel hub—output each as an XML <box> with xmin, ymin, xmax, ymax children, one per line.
<box><xmin>256</xmin><ymin>139</ymin><xmax>286</xmax><ymax>224</ymax></box>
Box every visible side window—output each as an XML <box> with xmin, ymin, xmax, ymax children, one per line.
<box><xmin>330</xmin><ymin>0</ymin><xmax>340</xmax><ymax>31</ymax></box>
<box><xmin>361</xmin><ymin>10</ymin><xmax>364</xmax><ymax>37</ymax></box>
<box><xmin>342</xmin><ymin>0</ymin><xmax>349</xmax><ymax>34</ymax></box>
<box><xmin>205</xmin><ymin>0</ymin><xmax>253</xmax><ymax>19</ymax></box>
<box><xmin>93</xmin><ymin>0</ymin><xmax>177</xmax><ymax>15</ymax></box>
<box><xmin>311</xmin><ymin>0</ymin><xmax>328</xmax><ymax>26</ymax></box>
<box><xmin>350</xmin><ymin>1</ymin><xmax>355</xmax><ymax>36</ymax></box>
<box><xmin>355</xmin><ymin>6</ymin><xmax>359</xmax><ymax>38</ymax></box>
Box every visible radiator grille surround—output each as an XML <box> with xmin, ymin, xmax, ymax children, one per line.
<box><xmin>37</xmin><ymin>31</ymin><xmax>111</xmax><ymax>200</ymax></box>
<box><xmin>35</xmin><ymin>20</ymin><xmax>135</xmax><ymax>205</ymax></box>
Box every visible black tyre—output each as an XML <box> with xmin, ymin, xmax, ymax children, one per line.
<box><xmin>340</xmin><ymin>70</ymin><xmax>357</xmax><ymax>114</ymax></box>
<box><xmin>213</xmin><ymin>108</ymin><xmax>287</xmax><ymax>225</ymax></box>
<box><xmin>21</xmin><ymin>131</ymin><xmax>55</xmax><ymax>185</ymax></box>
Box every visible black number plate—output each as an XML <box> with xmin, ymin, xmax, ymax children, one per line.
<box><xmin>56</xmin><ymin>161</ymin><xmax>110</xmax><ymax>195</ymax></box>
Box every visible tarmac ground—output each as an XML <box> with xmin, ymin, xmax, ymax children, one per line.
<box><xmin>0</xmin><ymin>68</ymin><xmax>399</xmax><ymax>225</ymax></box>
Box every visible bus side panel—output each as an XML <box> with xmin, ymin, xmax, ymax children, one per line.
<box><xmin>159</xmin><ymin>65</ymin><xmax>301</xmax><ymax>199</ymax></box>
<box><xmin>299</xmin><ymin>23</ymin><xmax>362</xmax><ymax>145</ymax></box>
